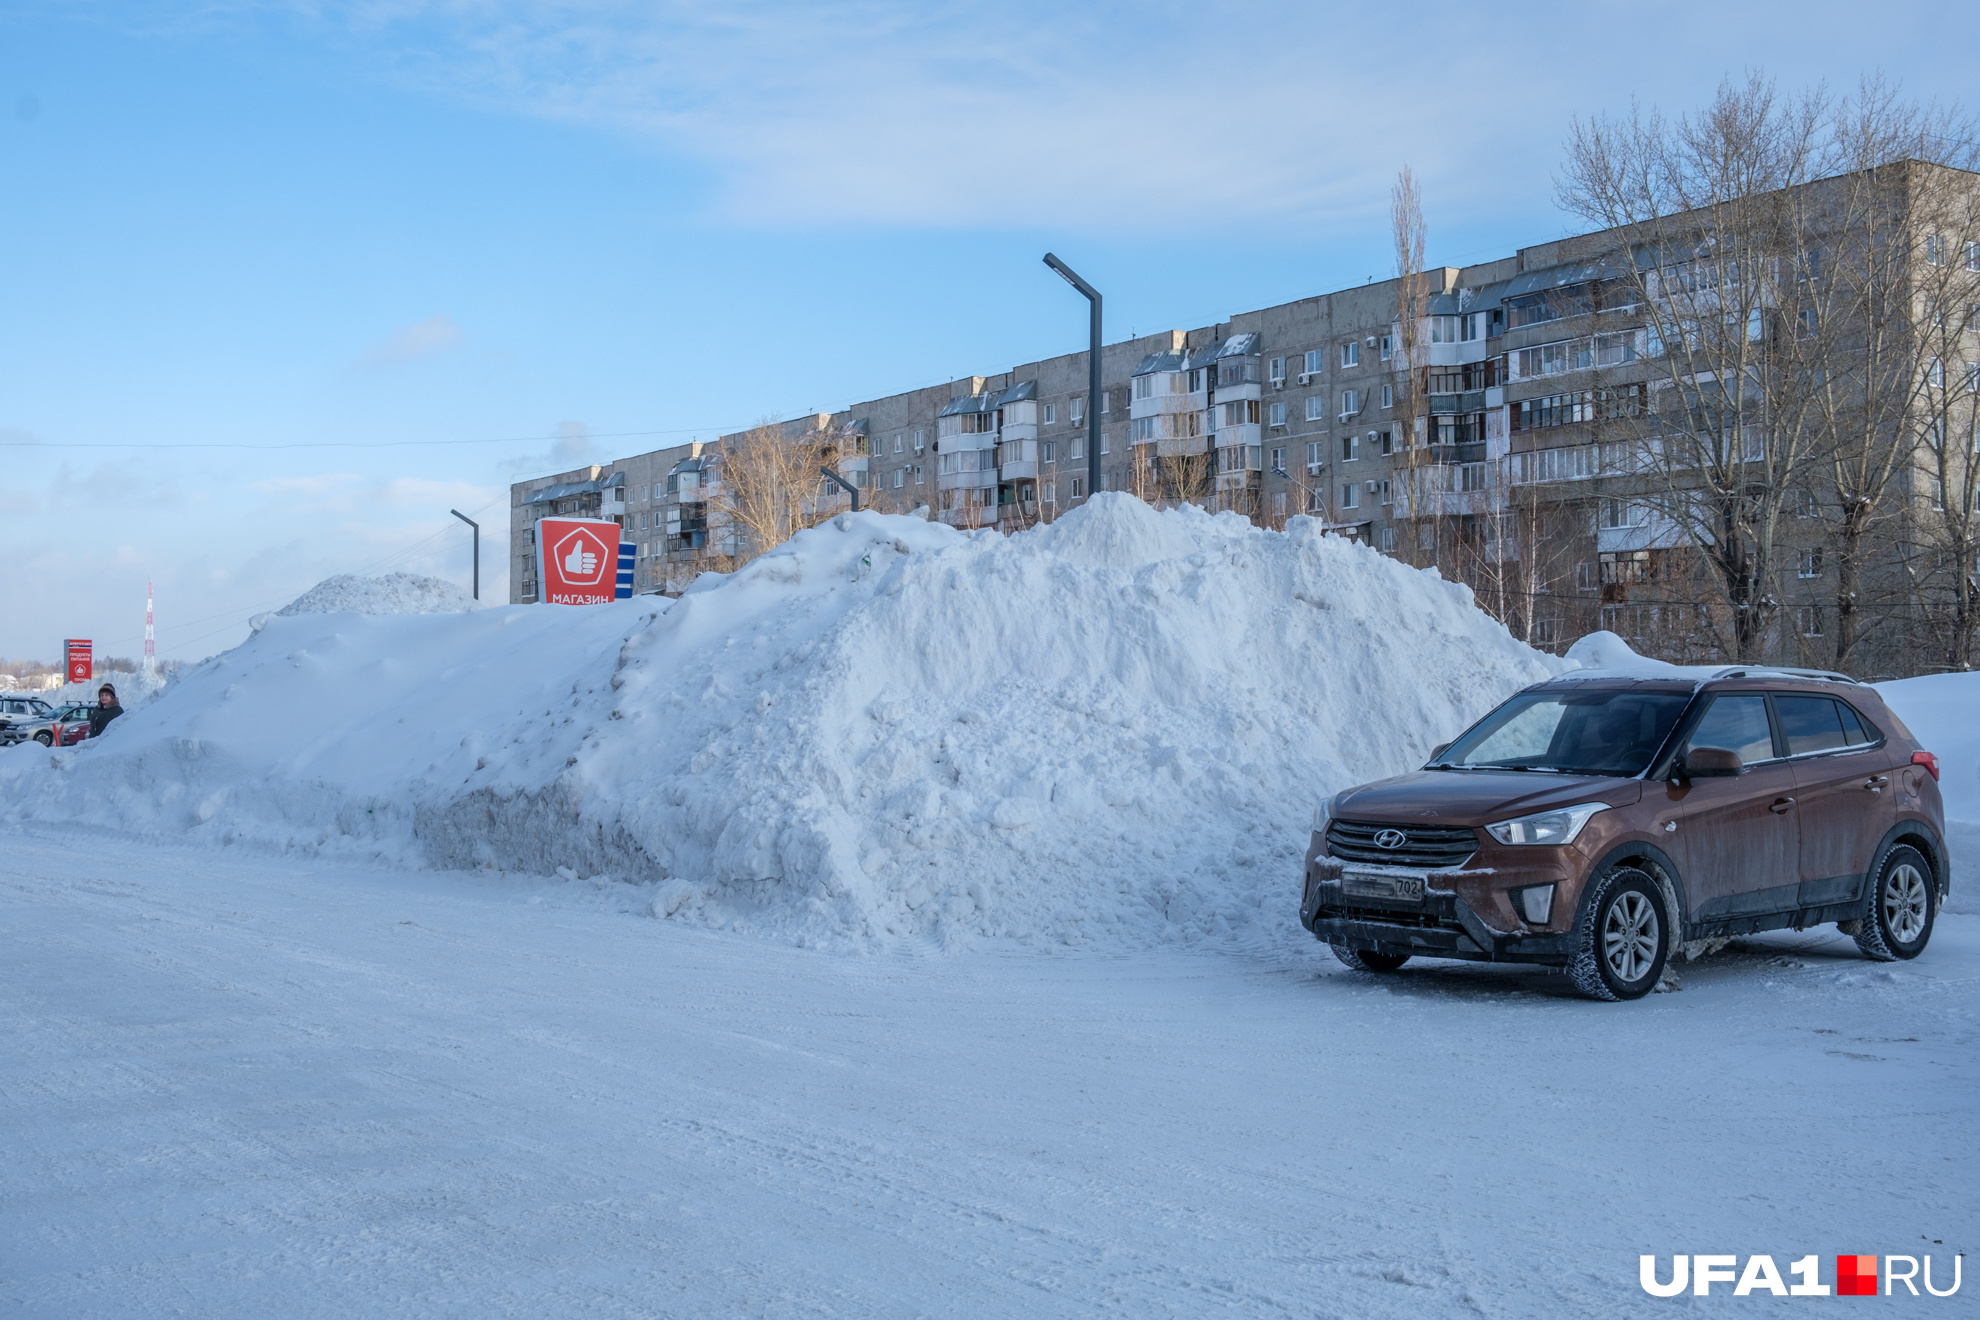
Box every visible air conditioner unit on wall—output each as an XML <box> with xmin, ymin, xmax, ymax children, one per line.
<box><xmin>1366</xmin><ymin>479</ymin><xmax>1379</xmax><ymax>493</ymax></box>
<box><xmin>1297</xmin><ymin>373</ymin><xmax>1313</xmax><ymax>385</ymax></box>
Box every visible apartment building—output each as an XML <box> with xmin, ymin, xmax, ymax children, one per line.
<box><xmin>513</xmin><ymin>163</ymin><xmax>1978</xmax><ymax>674</ymax></box>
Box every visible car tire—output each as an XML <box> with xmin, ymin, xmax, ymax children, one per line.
<box><xmin>1853</xmin><ymin>844</ymin><xmax>1935</xmax><ymax>962</ymax></box>
<box><xmin>33</xmin><ymin>730</ymin><xmax>52</xmax><ymax>747</ymax></box>
<box><xmin>1568</xmin><ymin>867</ymin><xmax>1669</xmax><ymax>1002</ymax></box>
<box><xmin>1330</xmin><ymin>943</ymin><xmax>1410</xmax><ymax>973</ymax></box>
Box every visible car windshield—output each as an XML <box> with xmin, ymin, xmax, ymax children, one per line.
<box><xmin>1434</xmin><ymin>688</ymin><xmax>1694</xmax><ymax>778</ymax></box>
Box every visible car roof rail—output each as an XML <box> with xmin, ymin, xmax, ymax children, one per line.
<box><xmin>1708</xmin><ymin>665</ymin><xmax>1859</xmax><ymax>684</ymax></box>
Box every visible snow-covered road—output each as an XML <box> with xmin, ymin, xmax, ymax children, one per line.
<box><xmin>4</xmin><ymin>831</ymin><xmax>1975</xmax><ymax>1318</ymax></box>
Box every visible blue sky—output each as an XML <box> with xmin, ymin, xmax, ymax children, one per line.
<box><xmin>1</xmin><ymin>1</ymin><xmax>1970</xmax><ymax>661</ymax></box>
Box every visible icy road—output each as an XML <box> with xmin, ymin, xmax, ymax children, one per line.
<box><xmin>4</xmin><ymin>831</ymin><xmax>1976</xmax><ymax>1318</ymax></box>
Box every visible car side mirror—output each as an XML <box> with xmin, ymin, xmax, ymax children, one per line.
<box><xmin>1680</xmin><ymin>746</ymin><xmax>1742</xmax><ymax>779</ymax></box>
<box><xmin>1429</xmin><ymin>741</ymin><xmax>1451</xmax><ymax>761</ymax></box>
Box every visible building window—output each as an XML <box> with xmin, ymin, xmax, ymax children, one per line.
<box><xmin>1306</xmin><ymin>440</ymin><xmax>1324</xmax><ymax>474</ymax></box>
<box><xmin>1429</xmin><ymin>316</ymin><xmax>1458</xmax><ymax>344</ymax></box>
<box><xmin>893</xmin><ymin>468</ymin><xmax>905</xmax><ymax>489</ymax></box>
<box><xmin>1340</xmin><ymin>483</ymin><xmax>1360</xmax><ymax>510</ymax></box>
<box><xmin>1379</xmin><ymin>526</ymin><xmax>1397</xmax><ymax>553</ymax></box>
<box><xmin>1797</xmin><ymin>605</ymin><xmax>1825</xmax><ymax>637</ymax></box>
<box><xmin>1134</xmin><ymin>375</ymin><xmax>1154</xmax><ymax>400</ymax></box>
<box><xmin>1600</xmin><ymin>498</ymin><xmax>1648</xmax><ymax>528</ymax></box>
<box><xmin>1070</xmin><ymin>475</ymin><xmax>1085</xmax><ymax>498</ymax></box>
<box><xmin>1339</xmin><ymin>389</ymin><xmax>1359</xmax><ymax>418</ymax></box>
<box><xmin>1269</xmin><ymin>356</ymin><xmax>1285</xmax><ymax>382</ymax></box>
<box><xmin>1270</xmin><ymin>446</ymin><xmax>1285</xmax><ymax>471</ymax></box>
<box><xmin>1131</xmin><ymin>417</ymin><xmax>1155</xmax><ymax>441</ymax></box>
<box><xmin>1067</xmin><ymin>435</ymin><xmax>1083</xmax><ymax>460</ymax></box>
<box><xmin>1379</xmin><ymin>334</ymin><xmax>1393</xmax><ymax>360</ymax></box>
<box><xmin>1341</xmin><ymin>341</ymin><xmax>1359</xmax><ymax>368</ymax></box>
<box><xmin>1341</xmin><ymin>433</ymin><xmax>1359</xmax><ymax>461</ymax></box>
<box><xmin>1223</xmin><ymin>400</ymin><xmax>1259</xmax><ymax>426</ymax></box>
<box><xmin>1925</xmin><ymin>234</ymin><xmax>1946</xmax><ymax>266</ymax></box>
<box><xmin>1042</xmin><ymin>403</ymin><xmax>1056</xmax><ymax>424</ymax></box>
<box><xmin>1797</xmin><ymin>547</ymin><xmax>1823</xmax><ymax>578</ymax></box>
<box><xmin>1269</xmin><ymin>401</ymin><xmax>1287</xmax><ymax>427</ymax></box>
<box><xmin>914</xmin><ymin>465</ymin><xmax>924</xmax><ymax>485</ymax></box>
<box><xmin>1379</xmin><ymin>430</ymin><xmax>1394</xmax><ymax>456</ymax></box>
<box><xmin>1967</xmin><ymin>241</ymin><xmax>1980</xmax><ymax>272</ymax></box>
<box><xmin>1306</xmin><ymin>396</ymin><xmax>1326</xmax><ymax>422</ymax></box>
<box><xmin>1380</xmin><ymin>384</ymin><xmax>1393</xmax><ymax>409</ymax></box>
<box><xmin>1070</xmin><ymin>397</ymin><xmax>1084</xmax><ymax>424</ymax></box>
<box><xmin>1041</xmin><ymin>441</ymin><xmax>1055</xmax><ymax>463</ymax></box>
<box><xmin>1303</xmin><ymin>349</ymin><xmax>1322</xmax><ymax>376</ymax></box>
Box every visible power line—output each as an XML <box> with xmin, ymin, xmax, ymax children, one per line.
<box><xmin>0</xmin><ymin>425</ymin><xmax>744</xmax><ymax>452</ymax></box>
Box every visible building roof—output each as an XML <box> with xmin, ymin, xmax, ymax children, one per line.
<box><xmin>1502</xmin><ymin>259</ymin><xmax>1620</xmax><ymax>299</ymax></box>
<box><xmin>988</xmin><ymin>379</ymin><xmax>1038</xmax><ymax>407</ymax></box>
<box><xmin>1181</xmin><ymin>343</ymin><xmax>1222</xmax><ymax>371</ymax></box>
<box><xmin>523</xmin><ymin>479</ymin><xmax>601</xmax><ymax>504</ymax></box>
<box><xmin>938</xmin><ymin>393</ymin><xmax>992</xmax><ymax>417</ymax></box>
<box><xmin>1216</xmin><ymin>332</ymin><xmax>1261</xmax><ymax>359</ymax></box>
<box><xmin>1131</xmin><ymin>351</ymin><xmax>1184</xmax><ymax>377</ymax></box>
<box><xmin>838</xmin><ymin>417</ymin><xmax>868</xmax><ymax>436</ymax></box>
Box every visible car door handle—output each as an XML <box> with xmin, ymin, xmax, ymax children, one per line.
<box><xmin>1770</xmin><ymin>797</ymin><xmax>1796</xmax><ymax>814</ymax></box>
<box><xmin>1864</xmin><ymin>776</ymin><xmax>1888</xmax><ymax>792</ymax></box>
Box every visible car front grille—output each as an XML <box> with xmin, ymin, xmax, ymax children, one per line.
<box><xmin>1326</xmin><ymin>818</ymin><xmax>1478</xmax><ymax>869</ymax></box>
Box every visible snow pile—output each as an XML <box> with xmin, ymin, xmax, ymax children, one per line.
<box><xmin>277</xmin><ymin>572</ymin><xmax>474</xmax><ymax>617</ymax></box>
<box><xmin>1876</xmin><ymin>672</ymin><xmax>1980</xmax><ymax>909</ymax></box>
<box><xmin>2</xmin><ymin>497</ymin><xmax>1564</xmax><ymax>949</ymax></box>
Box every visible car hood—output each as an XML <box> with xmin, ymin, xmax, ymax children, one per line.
<box><xmin>1331</xmin><ymin>770</ymin><xmax>1642</xmax><ymax>827</ymax></box>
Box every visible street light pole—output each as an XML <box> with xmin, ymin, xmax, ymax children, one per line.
<box><xmin>818</xmin><ymin>467</ymin><xmax>861</xmax><ymax>513</ymax></box>
<box><xmin>450</xmin><ymin>509</ymin><xmax>480</xmax><ymax>600</ymax></box>
<box><xmin>1043</xmin><ymin>253</ymin><xmax>1102</xmax><ymax>503</ymax></box>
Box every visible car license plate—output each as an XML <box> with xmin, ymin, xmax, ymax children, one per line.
<box><xmin>1341</xmin><ymin>869</ymin><xmax>1426</xmax><ymax>902</ymax></box>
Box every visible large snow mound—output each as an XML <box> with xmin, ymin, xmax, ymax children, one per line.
<box><xmin>278</xmin><ymin>572</ymin><xmax>474</xmax><ymax>617</ymax></box>
<box><xmin>3</xmin><ymin>497</ymin><xmax>1564</xmax><ymax>949</ymax></box>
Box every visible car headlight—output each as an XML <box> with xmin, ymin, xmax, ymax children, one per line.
<box><xmin>1484</xmin><ymin>802</ymin><xmax>1609</xmax><ymax>846</ymax></box>
<box><xmin>1312</xmin><ymin>795</ymin><xmax>1334</xmax><ymax>836</ymax></box>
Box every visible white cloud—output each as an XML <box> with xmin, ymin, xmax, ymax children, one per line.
<box><xmin>361</xmin><ymin>314</ymin><xmax>463</xmax><ymax>367</ymax></box>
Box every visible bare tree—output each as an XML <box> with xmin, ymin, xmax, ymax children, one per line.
<box><xmin>1561</xmin><ymin>75</ymin><xmax>1840</xmax><ymax>663</ymax></box>
<box><xmin>1390</xmin><ymin>165</ymin><xmax>1433</xmax><ymax>565</ymax></box>
<box><xmin>1904</xmin><ymin>160</ymin><xmax>1980</xmax><ymax>668</ymax></box>
<box><xmin>712</xmin><ymin>419</ymin><xmax>838</xmax><ymax>566</ymax></box>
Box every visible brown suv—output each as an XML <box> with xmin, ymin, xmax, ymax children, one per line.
<box><xmin>1300</xmin><ymin>670</ymin><xmax>1949</xmax><ymax>1000</ymax></box>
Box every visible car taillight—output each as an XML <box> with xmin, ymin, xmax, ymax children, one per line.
<box><xmin>1911</xmin><ymin>751</ymin><xmax>1940</xmax><ymax>782</ymax></box>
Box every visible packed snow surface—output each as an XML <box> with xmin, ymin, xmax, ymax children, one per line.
<box><xmin>2</xmin><ymin>497</ymin><xmax>1562</xmax><ymax>949</ymax></box>
<box><xmin>276</xmin><ymin>571</ymin><xmax>474</xmax><ymax>617</ymax></box>
<box><xmin>4</xmin><ymin>835</ymin><xmax>1976</xmax><ymax>1317</ymax></box>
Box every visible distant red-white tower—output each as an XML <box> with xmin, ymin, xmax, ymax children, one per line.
<box><xmin>144</xmin><ymin>581</ymin><xmax>156</xmax><ymax>670</ymax></box>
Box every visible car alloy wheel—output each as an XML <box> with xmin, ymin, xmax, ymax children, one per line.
<box><xmin>1603</xmin><ymin>891</ymin><xmax>1658</xmax><ymax>984</ymax></box>
<box><xmin>1569</xmin><ymin>867</ymin><xmax>1669</xmax><ymax>1001</ymax></box>
<box><xmin>1854</xmin><ymin>844</ymin><xmax>1935</xmax><ymax>962</ymax></box>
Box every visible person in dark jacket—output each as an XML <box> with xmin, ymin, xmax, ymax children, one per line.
<box><xmin>87</xmin><ymin>683</ymin><xmax>123</xmax><ymax>738</ymax></box>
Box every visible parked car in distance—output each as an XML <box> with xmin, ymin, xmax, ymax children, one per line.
<box><xmin>50</xmin><ymin>704</ymin><xmax>95</xmax><ymax>746</ymax></box>
<box><xmin>0</xmin><ymin>694</ymin><xmax>59</xmax><ymax>747</ymax></box>
<box><xmin>1301</xmin><ymin>668</ymin><xmax>1949</xmax><ymax>1001</ymax></box>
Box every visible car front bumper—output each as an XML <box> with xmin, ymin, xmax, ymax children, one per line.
<box><xmin>1300</xmin><ymin>874</ymin><xmax>1576</xmax><ymax>966</ymax></box>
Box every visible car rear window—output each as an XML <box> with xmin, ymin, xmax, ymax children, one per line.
<box><xmin>1685</xmin><ymin>694</ymin><xmax>1775</xmax><ymax>762</ymax></box>
<box><xmin>1775</xmin><ymin>694</ymin><xmax>1876</xmax><ymax>756</ymax></box>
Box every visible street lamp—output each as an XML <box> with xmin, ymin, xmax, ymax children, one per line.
<box><xmin>1272</xmin><ymin>466</ymin><xmax>1325</xmax><ymax>523</ymax></box>
<box><xmin>450</xmin><ymin>509</ymin><xmax>480</xmax><ymax>600</ymax></box>
<box><xmin>818</xmin><ymin>467</ymin><xmax>861</xmax><ymax>513</ymax></box>
<box><xmin>1043</xmin><ymin>253</ymin><xmax>1102</xmax><ymax>503</ymax></box>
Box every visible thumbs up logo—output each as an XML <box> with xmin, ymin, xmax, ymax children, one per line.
<box><xmin>550</xmin><ymin>526</ymin><xmax>612</xmax><ymax>586</ymax></box>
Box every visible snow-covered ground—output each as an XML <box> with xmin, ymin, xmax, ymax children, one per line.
<box><xmin>4</xmin><ymin>832</ymin><xmax>1975</xmax><ymax>1319</ymax></box>
<box><xmin>4</xmin><ymin>501</ymin><xmax>1976</xmax><ymax>1315</ymax></box>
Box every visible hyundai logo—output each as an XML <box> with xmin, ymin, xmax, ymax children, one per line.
<box><xmin>1374</xmin><ymin>828</ymin><xmax>1408</xmax><ymax>850</ymax></box>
